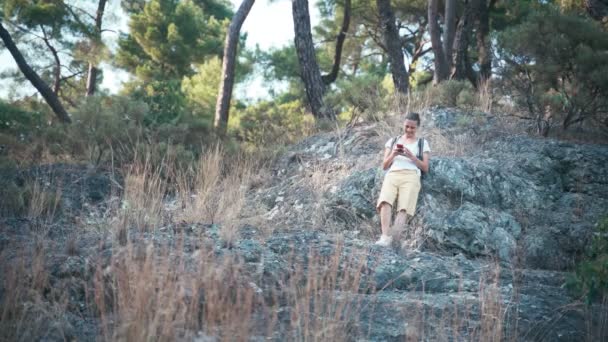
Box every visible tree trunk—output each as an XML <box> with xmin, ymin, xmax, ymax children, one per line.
<box><xmin>451</xmin><ymin>0</ymin><xmax>475</xmax><ymax>80</ymax></box>
<box><xmin>214</xmin><ymin>0</ymin><xmax>255</xmax><ymax>134</ymax></box>
<box><xmin>408</xmin><ymin>23</ymin><xmax>430</xmax><ymax>76</ymax></box>
<box><xmin>0</xmin><ymin>21</ymin><xmax>71</xmax><ymax>123</ymax></box>
<box><xmin>443</xmin><ymin>0</ymin><xmax>457</xmax><ymax>71</ymax></box>
<box><xmin>86</xmin><ymin>0</ymin><xmax>107</xmax><ymax>97</ymax></box>
<box><xmin>377</xmin><ymin>0</ymin><xmax>409</xmax><ymax>94</ymax></box>
<box><xmin>293</xmin><ymin>0</ymin><xmax>333</xmax><ymax>120</ymax></box>
<box><xmin>322</xmin><ymin>0</ymin><xmax>351</xmax><ymax>85</ymax></box>
<box><xmin>585</xmin><ymin>0</ymin><xmax>608</xmax><ymax>21</ymax></box>
<box><xmin>476</xmin><ymin>0</ymin><xmax>494</xmax><ymax>84</ymax></box>
<box><xmin>428</xmin><ymin>0</ymin><xmax>449</xmax><ymax>83</ymax></box>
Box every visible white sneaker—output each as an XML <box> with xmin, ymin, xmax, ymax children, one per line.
<box><xmin>374</xmin><ymin>235</ymin><xmax>392</xmax><ymax>247</ymax></box>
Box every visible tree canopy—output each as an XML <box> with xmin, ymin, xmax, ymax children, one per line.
<box><xmin>0</xmin><ymin>0</ymin><xmax>607</xmax><ymax>148</ymax></box>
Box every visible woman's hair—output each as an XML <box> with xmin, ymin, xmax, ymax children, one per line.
<box><xmin>405</xmin><ymin>112</ymin><xmax>420</xmax><ymax>126</ymax></box>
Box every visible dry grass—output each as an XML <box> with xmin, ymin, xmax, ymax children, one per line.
<box><xmin>397</xmin><ymin>263</ymin><xmax>511</xmax><ymax>342</ymax></box>
<box><xmin>120</xmin><ymin>155</ymin><xmax>168</xmax><ymax>232</ymax></box>
<box><xmin>175</xmin><ymin>145</ymin><xmax>253</xmax><ymax>244</ymax></box>
<box><xmin>408</xmin><ymin>87</ymin><xmax>434</xmax><ymax>114</ymax></box>
<box><xmin>586</xmin><ymin>297</ymin><xmax>608</xmax><ymax>341</ymax></box>
<box><xmin>90</xmin><ymin>226</ymin><xmax>371</xmax><ymax>341</ymax></box>
<box><xmin>1</xmin><ymin>232</ymin><xmax>523</xmax><ymax>342</ymax></box>
<box><xmin>26</xmin><ymin>180</ymin><xmax>62</xmax><ymax>221</ymax></box>
<box><xmin>93</xmin><ymin>241</ymin><xmax>260</xmax><ymax>341</ymax></box>
<box><xmin>175</xmin><ymin>146</ymin><xmax>223</xmax><ymax>225</ymax></box>
<box><xmin>478</xmin><ymin>79</ymin><xmax>494</xmax><ymax>114</ymax></box>
<box><xmin>108</xmin><ymin>145</ymin><xmax>257</xmax><ymax>244</ymax></box>
<box><xmin>284</xmin><ymin>242</ymin><xmax>370</xmax><ymax>341</ymax></box>
<box><xmin>89</xmin><ymin>238</ymin><xmax>376</xmax><ymax>341</ymax></box>
<box><xmin>0</xmin><ymin>243</ymin><xmax>71</xmax><ymax>341</ymax></box>
<box><xmin>308</xmin><ymin>163</ymin><xmax>333</xmax><ymax>231</ymax></box>
<box><xmin>476</xmin><ymin>265</ymin><xmax>506</xmax><ymax>341</ymax></box>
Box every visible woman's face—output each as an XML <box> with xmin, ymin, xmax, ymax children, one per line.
<box><xmin>404</xmin><ymin>119</ymin><xmax>418</xmax><ymax>138</ymax></box>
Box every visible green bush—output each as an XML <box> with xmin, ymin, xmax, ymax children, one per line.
<box><xmin>63</xmin><ymin>96</ymin><xmax>148</xmax><ymax>164</ymax></box>
<box><xmin>126</xmin><ymin>80</ymin><xmax>188</xmax><ymax>126</ymax></box>
<box><xmin>230</xmin><ymin>99</ymin><xmax>314</xmax><ymax>148</ymax></box>
<box><xmin>324</xmin><ymin>75</ymin><xmax>389</xmax><ymax>123</ymax></box>
<box><xmin>432</xmin><ymin>80</ymin><xmax>476</xmax><ymax>108</ymax></box>
<box><xmin>456</xmin><ymin>88</ymin><xmax>477</xmax><ymax>109</ymax></box>
<box><xmin>0</xmin><ymin>94</ymin><xmax>222</xmax><ymax>167</ymax></box>
<box><xmin>567</xmin><ymin>217</ymin><xmax>608</xmax><ymax>303</ymax></box>
<box><xmin>497</xmin><ymin>6</ymin><xmax>608</xmax><ymax>135</ymax></box>
<box><xmin>0</xmin><ymin>176</ymin><xmax>26</xmax><ymax>217</ymax></box>
<box><xmin>0</xmin><ymin>100</ymin><xmax>45</xmax><ymax>136</ymax></box>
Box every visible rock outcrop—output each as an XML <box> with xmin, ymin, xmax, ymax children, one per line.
<box><xmin>1</xmin><ymin>107</ymin><xmax>606</xmax><ymax>341</ymax></box>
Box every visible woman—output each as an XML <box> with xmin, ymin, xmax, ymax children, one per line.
<box><xmin>375</xmin><ymin>112</ymin><xmax>431</xmax><ymax>247</ymax></box>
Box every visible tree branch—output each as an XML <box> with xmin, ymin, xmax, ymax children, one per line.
<box><xmin>322</xmin><ymin>0</ymin><xmax>351</xmax><ymax>85</ymax></box>
<box><xmin>0</xmin><ymin>20</ymin><xmax>71</xmax><ymax>123</ymax></box>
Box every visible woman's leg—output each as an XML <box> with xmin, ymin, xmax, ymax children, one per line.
<box><xmin>379</xmin><ymin>202</ymin><xmax>392</xmax><ymax>237</ymax></box>
<box><xmin>394</xmin><ymin>209</ymin><xmax>408</xmax><ymax>231</ymax></box>
<box><xmin>376</xmin><ymin>173</ymin><xmax>398</xmax><ymax>240</ymax></box>
<box><xmin>395</xmin><ymin>172</ymin><xmax>421</xmax><ymax>242</ymax></box>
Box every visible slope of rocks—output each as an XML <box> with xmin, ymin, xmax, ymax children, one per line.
<box><xmin>1</xmin><ymin>107</ymin><xmax>607</xmax><ymax>341</ymax></box>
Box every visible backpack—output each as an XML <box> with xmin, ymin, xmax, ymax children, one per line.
<box><xmin>417</xmin><ymin>137</ymin><xmax>428</xmax><ymax>179</ymax></box>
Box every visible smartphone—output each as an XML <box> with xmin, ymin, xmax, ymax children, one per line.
<box><xmin>396</xmin><ymin>143</ymin><xmax>404</xmax><ymax>152</ymax></box>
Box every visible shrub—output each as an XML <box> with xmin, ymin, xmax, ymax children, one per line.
<box><xmin>231</xmin><ymin>99</ymin><xmax>314</xmax><ymax>148</ymax></box>
<box><xmin>567</xmin><ymin>217</ymin><xmax>608</xmax><ymax>303</ymax></box>
<box><xmin>407</xmin><ymin>80</ymin><xmax>477</xmax><ymax>112</ymax></box>
<box><xmin>0</xmin><ymin>176</ymin><xmax>26</xmax><ymax>217</ymax></box>
<box><xmin>0</xmin><ymin>100</ymin><xmax>45</xmax><ymax>137</ymax></box>
<box><xmin>433</xmin><ymin>80</ymin><xmax>476</xmax><ymax>108</ymax></box>
<box><xmin>63</xmin><ymin>96</ymin><xmax>148</xmax><ymax>164</ymax></box>
<box><xmin>497</xmin><ymin>6</ymin><xmax>608</xmax><ymax>136</ymax></box>
<box><xmin>324</xmin><ymin>75</ymin><xmax>389</xmax><ymax>123</ymax></box>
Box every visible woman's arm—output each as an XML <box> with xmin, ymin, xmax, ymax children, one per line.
<box><xmin>382</xmin><ymin>148</ymin><xmax>398</xmax><ymax>170</ymax></box>
<box><xmin>418</xmin><ymin>152</ymin><xmax>430</xmax><ymax>173</ymax></box>
<box><xmin>402</xmin><ymin>149</ymin><xmax>430</xmax><ymax>173</ymax></box>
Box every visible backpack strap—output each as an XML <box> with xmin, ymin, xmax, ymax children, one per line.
<box><xmin>389</xmin><ymin>135</ymin><xmax>400</xmax><ymax>151</ymax></box>
<box><xmin>417</xmin><ymin>137</ymin><xmax>423</xmax><ymax>160</ymax></box>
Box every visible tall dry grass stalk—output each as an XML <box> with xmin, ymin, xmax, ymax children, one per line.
<box><xmin>396</xmin><ymin>264</ymin><xmax>511</xmax><ymax>342</ymax></box>
<box><xmin>26</xmin><ymin>180</ymin><xmax>62</xmax><ymax>221</ymax></box>
<box><xmin>408</xmin><ymin>87</ymin><xmax>433</xmax><ymax>114</ymax></box>
<box><xmin>175</xmin><ymin>145</ymin><xmax>253</xmax><ymax>244</ymax></box>
<box><xmin>94</xmin><ymin>242</ymin><xmax>259</xmax><ymax>341</ymax></box>
<box><xmin>101</xmin><ymin>143</ymin><xmax>258</xmax><ymax>245</ymax></box>
<box><xmin>175</xmin><ymin>145</ymin><xmax>222</xmax><ymax>224</ymax></box>
<box><xmin>0</xmin><ymin>245</ymin><xmax>70</xmax><ymax>341</ymax></box>
<box><xmin>478</xmin><ymin>79</ymin><xmax>493</xmax><ymax>113</ymax></box>
<box><xmin>477</xmin><ymin>264</ymin><xmax>505</xmax><ymax>341</ymax></box>
<box><xmin>281</xmin><ymin>242</ymin><xmax>371</xmax><ymax>341</ymax></box>
<box><xmin>120</xmin><ymin>154</ymin><xmax>168</xmax><ymax>232</ymax></box>
<box><xmin>91</xmin><ymin>236</ymin><xmax>381</xmax><ymax>342</ymax></box>
<box><xmin>308</xmin><ymin>163</ymin><xmax>331</xmax><ymax>230</ymax></box>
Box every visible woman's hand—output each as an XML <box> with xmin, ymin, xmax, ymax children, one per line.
<box><xmin>390</xmin><ymin>148</ymin><xmax>401</xmax><ymax>158</ymax></box>
<box><xmin>401</xmin><ymin>148</ymin><xmax>417</xmax><ymax>162</ymax></box>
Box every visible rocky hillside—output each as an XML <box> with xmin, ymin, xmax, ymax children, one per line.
<box><xmin>1</xmin><ymin>108</ymin><xmax>607</xmax><ymax>341</ymax></box>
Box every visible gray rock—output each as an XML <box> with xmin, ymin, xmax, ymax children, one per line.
<box><xmin>320</xmin><ymin>120</ymin><xmax>608</xmax><ymax>268</ymax></box>
<box><xmin>326</xmin><ymin>168</ymin><xmax>383</xmax><ymax>222</ymax></box>
<box><xmin>424</xmin><ymin>202</ymin><xmax>521</xmax><ymax>262</ymax></box>
<box><xmin>3</xmin><ymin>107</ymin><xmax>607</xmax><ymax>341</ymax></box>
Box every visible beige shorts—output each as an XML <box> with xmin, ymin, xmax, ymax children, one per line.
<box><xmin>376</xmin><ymin>169</ymin><xmax>421</xmax><ymax>215</ymax></box>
